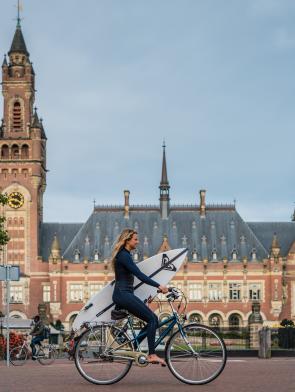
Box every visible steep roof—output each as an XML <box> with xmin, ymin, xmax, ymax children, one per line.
<box><xmin>248</xmin><ymin>222</ymin><xmax>295</xmax><ymax>256</ymax></box>
<box><xmin>62</xmin><ymin>206</ymin><xmax>268</xmax><ymax>262</ymax></box>
<box><xmin>8</xmin><ymin>24</ymin><xmax>29</xmax><ymax>56</ymax></box>
<box><xmin>39</xmin><ymin>222</ymin><xmax>83</xmax><ymax>261</ymax></box>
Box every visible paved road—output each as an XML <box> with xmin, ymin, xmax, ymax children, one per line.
<box><xmin>1</xmin><ymin>358</ymin><xmax>295</xmax><ymax>392</ymax></box>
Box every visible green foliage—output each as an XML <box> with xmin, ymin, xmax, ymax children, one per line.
<box><xmin>0</xmin><ymin>193</ymin><xmax>9</xmax><ymax>250</ymax></box>
<box><xmin>280</xmin><ymin>319</ymin><xmax>295</xmax><ymax>327</ymax></box>
<box><xmin>51</xmin><ymin>319</ymin><xmax>65</xmax><ymax>331</ymax></box>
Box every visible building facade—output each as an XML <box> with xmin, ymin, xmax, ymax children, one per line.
<box><xmin>1</xmin><ymin>22</ymin><xmax>295</xmax><ymax>331</ymax></box>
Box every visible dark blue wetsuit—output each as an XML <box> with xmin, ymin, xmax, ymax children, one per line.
<box><xmin>112</xmin><ymin>248</ymin><xmax>160</xmax><ymax>354</ymax></box>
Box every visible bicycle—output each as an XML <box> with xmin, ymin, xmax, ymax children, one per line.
<box><xmin>9</xmin><ymin>334</ymin><xmax>58</xmax><ymax>366</ymax></box>
<box><xmin>74</xmin><ymin>287</ymin><xmax>227</xmax><ymax>385</ymax></box>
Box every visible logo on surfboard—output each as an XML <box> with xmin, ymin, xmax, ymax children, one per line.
<box><xmin>161</xmin><ymin>254</ymin><xmax>176</xmax><ymax>272</ymax></box>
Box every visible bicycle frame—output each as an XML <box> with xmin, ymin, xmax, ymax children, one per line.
<box><xmin>121</xmin><ymin>299</ymin><xmax>185</xmax><ymax>351</ymax></box>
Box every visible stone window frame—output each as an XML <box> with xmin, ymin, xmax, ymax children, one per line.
<box><xmin>89</xmin><ymin>282</ymin><xmax>104</xmax><ymax>298</ymax></box>
<box><xmin>248</xmin><ymin>281</ymin><xmax>264</xmax><ymax>302</ymax></box>
<box><xmin>188</xmin><ymin>281</ymin><xmax>203</xmax><ymax>301</ymax></box>
<box><xmin>42</xmin><ymin>284</ymin><xmax>51</xmax><ymax>303</ymax></box>
<box><xmin>9</xmin><ymin>284</ymin><xmax>24</xmax><ymax>304</ymax></box>
<box><xmin>208</xmin><ymin>281</ymin><xmax>223</xmax><ymax>301</ymax></box>
<box><xmin>228</xmin><ymin>281</ymin><xmax>243</xmax><ymax>301</ymax></box>
<box><xmin>68</xmin><ymin>282</ymin><xmax>84</xmax><ymax>303</ymax></box>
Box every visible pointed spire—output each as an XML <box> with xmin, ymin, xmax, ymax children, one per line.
<box><xmin>39</xmin><ymin>118</ymin><xmax>47</xmax><ymax>140</ymax></box>
<box><xmin>271</xmin><ymin>233</ymin><xmax>280</xmax><ymax>249</ymax></box>
<box><xmin>158</xmin><ymin>234</ymin><xmax>171</xmax><ymax>253</ymax></box>
<box><xmin>50</xmin><ymin>234</ymin><xmax>61</xmax><ymax>260</ymax></box>
<box><xmin>2</xmin><ymin>55</ymin><xmax>8</xmax><ymax>67</ymax></box>
<box><xmin>8</xmin><ymin>19</ymin><xmax>29</xmax><ymax>57</ymax></box>
<box><xmin>160</xmin><ymin>140</ymin><xmax>169</xmax><ymax>186</ymax></box>
<box><xmin>159</xmin><ymin>142</ymin><xmax>170</xmax><ymax>219</ymax></box>
<box><xmin>271</xmin><ymin>233</ymin><xmax>280</xmax><ymax>257</ymax></box>
<box><xmin>32</xmin><ymin>107</ymin><xmax>41</xmax><ymax>128</ymax></box>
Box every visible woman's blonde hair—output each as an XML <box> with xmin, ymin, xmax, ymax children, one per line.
<box><xmin>110</xmin><ymin>228</ymin><xmax>137</xmax><ymax>270</ymax></box>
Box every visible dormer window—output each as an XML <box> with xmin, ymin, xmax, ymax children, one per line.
<box><xmin>251</xmin><ymin>248</ymin><xmax>257</xmax><ymax>261</ymax></box>
<box><xmin>231</xmin><ymin>248</ymin><xmax>238</xmax><ymax>261</ymax></box>
<box><xmin>133</xmin><ymin>250</ymin><xmax>139</xmax><ymax>262</ymax></box>
<box><xmin>94</xmin><ymin>249</ymin><xmax>100</xmax><ymax>262</ymax></box>
<box><xmin>192</xmin><ymin>249</ymin><xmax>198</xmax><ymax>261</ymax></box>
<box><xmin>212</xmin><ymin>248</ymin><xmax>218</xmax><ymax>261</ymax></box>
<box><xmin>74</xmin><ymin>249</ymin><xmax>80</xmax><ymax>262</ymax></box>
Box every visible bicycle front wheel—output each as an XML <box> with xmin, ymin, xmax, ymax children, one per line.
<box><xmin>38</xmin><ymin>345</ymin><xmax>57</xmax><ymax>365</ymax></box>
<box><xmin>9</xmin><ymin>346</ymin><xmax>28</xmax><ymax>366</ymax></box>
<box><xmin>75</xmin><ymin>324</ymin><xmax>133</xmax><ymax>385</ymax></box>
<box><xmin>165</xmin><ymin>323</ymin><xmax>227</xmax><ymax>385</ymax></box>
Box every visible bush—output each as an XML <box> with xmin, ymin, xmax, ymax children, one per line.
<box><xmin>0</xmin><ymin>332</ymin><xmax>25</xmax><ymax>359</ymax></box>
<box><xmin>280</xmin><ymin>319</ymin><xmax>294</xmax><ymax>328</ymax></box>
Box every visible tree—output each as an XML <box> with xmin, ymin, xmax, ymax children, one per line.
<box><xmin>0</xmin><ymin>193</ymin><xmax>9</xmax><ymax>252</ymax></box>
<box><xmin>51</xmin><ymin>319</ymin><xmax>65</xmax><ymax>331</ymax></box>
<box><xmin>280</xmin><ymin>319</ymin><xmax>294</xmax><ymax>328</ymax></box>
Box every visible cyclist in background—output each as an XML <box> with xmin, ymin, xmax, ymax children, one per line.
<box><xmin>30</xmin><ymin>315</ymin><xmax>45</xmax><ymax>360</ymax></box>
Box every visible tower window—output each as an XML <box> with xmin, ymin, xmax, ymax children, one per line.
<box><xmin>21</xmin><ymin>145</ymin><xmax>29</xmax><ymax>159</ymax></box>
<box><xmin>11</xmin><ymin>144</ymin><xmax>19</xmax><ymax>159</ymax></box>
<box><xmin>12</xmin><ymin>101</ymin><xmax>23</xmax><ymax>132</ymax></box>
<box><xmin>1</xmin><ymin>145</ymin><xmax>9</xmax><ymax>159</ymax></box>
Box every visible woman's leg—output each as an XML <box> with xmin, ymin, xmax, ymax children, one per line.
<box><xmin>114</xmin><ymin>291</ymin><xmax>158</xmax><ymax>355</ymax></box>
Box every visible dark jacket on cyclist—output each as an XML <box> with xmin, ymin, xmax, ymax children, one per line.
<box><xmin>30</xmin><ymin>318</ymin><xmax>45</xmax><ymax>358</ymax></box>
<box><xmin>31</xmin><ymin>320</ymin><xmax>45</xmax><ymax>337</ymax></box>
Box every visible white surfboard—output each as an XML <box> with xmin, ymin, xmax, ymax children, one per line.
<box><xmin>72</xmin><ymin>248</ymin><xmax>187</xmax><ymax>331</ymax></box>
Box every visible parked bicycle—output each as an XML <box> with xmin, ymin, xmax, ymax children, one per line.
<box><xmin>9</xmin><ymin>334</ymin><xmax>57</xmax><ymax>366</ymax></box>
<box><xmin>74</xmin><ymin>287</ymin><xmax>227</xmax><ymax>385</ymax></box>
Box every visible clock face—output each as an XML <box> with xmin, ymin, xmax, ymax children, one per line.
<box><xmin>8</xmin><ymin>192</ymin><xmax>24</xmax><ymax>209</ymax></box>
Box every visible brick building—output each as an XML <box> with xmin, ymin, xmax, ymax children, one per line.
<box><xmin>1</xmin><ymin>21</ymin><xmax>295</xmax><ymax>331</ymax></box>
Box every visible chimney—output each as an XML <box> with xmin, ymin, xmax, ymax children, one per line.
<box><xmin>199</xmin><ymin>189</ymin><xmax>206</xmax><ymax>218</ymax></box>
<box><xmin>124</xmin><ymin>190</ymin><xmax>130</xmax><ymax>219</ymax></box>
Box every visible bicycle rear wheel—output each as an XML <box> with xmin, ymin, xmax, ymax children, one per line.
<box><xmin>75</xmin><ymin>324</ymin><xmax>133</xmax><ymax>385</ymax></box>
<box><xmin>165</xmin><ymin>323</ymin><xmax>227</xmax><ymax>385</ymax></box>
<box><xmin>38</xmin><ymin>344</ymin><xmax>57</xmax><ymax>365</ymax></box>
<box><xmin>9</xmin><ymin>346</ymin><xmax>28</xmax><ymax>366</ymax></box>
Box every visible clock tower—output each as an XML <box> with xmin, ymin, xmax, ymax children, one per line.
<box><xmin>0</xmin><ymin>20</ymin><xmax>47</xmax><ymax>276</ymax></box>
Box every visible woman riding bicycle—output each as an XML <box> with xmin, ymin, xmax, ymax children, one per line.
<box><xmin>111</xmin><ymin>228</ymin><xmax>168</xmax><ymax>366</ymax></box>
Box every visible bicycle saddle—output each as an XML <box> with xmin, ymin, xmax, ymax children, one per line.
<box><xmin>111</xmin><ymin>306</ymin><xmax>129</xmax><ymax>320</ymax></box>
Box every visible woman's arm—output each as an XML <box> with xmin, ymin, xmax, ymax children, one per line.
<box><xmin>120</xmin><ymin>252</ymin><xmax>160</xmax><ymax>288</ymax></box>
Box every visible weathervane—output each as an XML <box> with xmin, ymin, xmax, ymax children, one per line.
<box><xmin>15</xmin><ymin>0</ymin><xmax>23</xmax><ymax>27</ymax></box>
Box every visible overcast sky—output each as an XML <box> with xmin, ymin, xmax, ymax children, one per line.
<box><xmin>1</xmin><ymin>0</ymin><xmax>294</xmax><ymax>223</ymax></box>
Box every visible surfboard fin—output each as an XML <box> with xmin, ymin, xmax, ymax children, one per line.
<box><xmin>84</xmin><ymin>303</ymin><xmax>93</xmax><ymax>311</ymax></box>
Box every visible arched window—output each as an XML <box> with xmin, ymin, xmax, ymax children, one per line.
<box><xmin>11</xmin><ymin>144</ymin><xmax>19</xmax><ymax>159</ymax></box>
<box><xmin>229</xmin><ymin>313</ymin><xmax>242</xmax><ymax>330</ymax></box>
<box><xmin>209</xmin><ymin>313</ymin><xmax>223</xmax><ymax>329</ymax></box>
<box><xmin>1</xmin><ymin>145</ymin><xmax>9</xmax><ymax>159</ymax></box>
<box><xmin>21</xmin><ymin>145</ymin><xmax>29</xmax><ymax>159</ymax></box>
<box><xmin>189</xmin><ymin>313</ymin><xmax>203</xmax><ymax>323</ymax></box>
<box><xmin>12</xmin><ymin>101</ymin><xmax>23</xmax><ymax>131</ymax></box>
